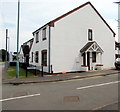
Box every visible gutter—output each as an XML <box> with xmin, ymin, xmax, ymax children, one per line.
<box><xmin>48</xmin><ymin>25</ymin><xmax>51</xmax><ymax>73</ymax></box>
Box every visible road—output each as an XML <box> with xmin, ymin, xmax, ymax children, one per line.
<box><xmin>2</xmin><ymin>73</ymin><xmax>119</xmax><ymax>111</ymax></box>
<box><xmin>0</xmin><ymin>62</ymin><xmax>5</xmax><ymax>112</ymax></box>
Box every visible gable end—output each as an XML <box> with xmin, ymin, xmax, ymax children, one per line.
<box><xmin>50</xmin><ymin>2</ymin><xmax>116</xmax><ymax>37</ymax></box>
<box><xmin>89</xmin><ymin>2</ymin><xmax>116</xmax><ymax>37</ymax></box>
<box><xmin>33</xmin><ymin>2</ymin><xmax>116</xmax><ymax>37</ymax></box>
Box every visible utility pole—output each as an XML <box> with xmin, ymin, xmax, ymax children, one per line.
<box><xmin>118</xmin><ymin>1</ymin><xmax>120</xmax><ymax>42</ymax></box>
<box><xmin>114</xmin><ymin>1</ymin><xmax>120</xmax><ymax>55</ymax></box>
<box><xmin>16</xmin><ymin>0</ymin><xmax>20</xmax><ymax>78</ymax></box>
<box><xmin>7</xmin><ymin>36</ymin><xmax>10</xmax><ymax>68</ymax></box>
<box><xmin>5</xmin><ymin>29</ymin><xmax>8</xmax><ymax>71</ymax></box>
<box><xmin>6</xmin><ymin>29</ymin><xmax>8</xmax><ymax>61</ymax></box>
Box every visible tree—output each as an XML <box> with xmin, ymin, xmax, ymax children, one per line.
<box><xmin>0</xmin><ymin>49</ymin><xmax>9</xmax><ymax>61</ymax></box>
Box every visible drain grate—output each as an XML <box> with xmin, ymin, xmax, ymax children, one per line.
<box><xmin>64</xmin><ymin>96</ymin><xmax>80</xmax><ymax>102</ymax></box>
<box><xmin>13</xmin><ymin>92</ymin><xmax>28</xmax><ymax>97</ymax></box>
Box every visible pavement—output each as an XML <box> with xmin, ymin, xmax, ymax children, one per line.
<box><xmin>2</xmin><ymin>68</ymin><xmax>120</xmax><ymax>85</ymax></box>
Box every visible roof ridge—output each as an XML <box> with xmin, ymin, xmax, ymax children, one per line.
<box><xmin>51</xmin><ymin>1</ymin><xmax>90</xmax><ymax>23</ymax></box>
<box><xmin>33</xmin><ymin>1</ymin><xmax>90</xmax><ymax>34</ymax></box>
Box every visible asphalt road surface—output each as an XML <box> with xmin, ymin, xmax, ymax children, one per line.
<box><xmin>0</xmin><ymin>62</ymin><xmax>4</xmax><ymax>112</ymax></box>
<box><xmin>2</xmin><ymin>73</ymin><xmax>119</xmax><ymax>111</ymax></box>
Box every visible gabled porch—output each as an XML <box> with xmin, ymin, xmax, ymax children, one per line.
<box><xmin>80</xmin><ymin>41</ymin><xmax>104</xmax><ymax>71</ymax></box>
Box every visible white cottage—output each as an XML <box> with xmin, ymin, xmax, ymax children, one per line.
<box><xmin>29</xmin><ymin>2</ymin><xmax>115</xmax><ymax>73</ymax></box>
<box><xmin>19</xmin><ymin>38</ymin><xmax>34</xmax><ymax>63</ymax></box>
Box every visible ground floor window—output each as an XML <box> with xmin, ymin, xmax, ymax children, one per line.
<box><xmin>92</xmin><ymin>52</ymin><xmax>96</xmax><ymax>63</ymax></box>
<box><xmin>41</xmin><ymin>50</ymin><xmax>47</xmax><ymax>66</ymax></box>
<box><xmin>31</xmin><ymin>52</ymin><xmax>33</xmax><ymax>62</ymax></box>
<box><xmin>35</xmin><ymin>51</ymin><xmax>39</xmax><ymax>63</ymax></box>
<box><xmin>82</xmin><ymin>52</ymin><xmax>86</xmax><ymax>66</ymax></box>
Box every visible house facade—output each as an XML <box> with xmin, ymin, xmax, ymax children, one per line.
<box><xmin>19</xmin><ymin>38</ymin><xmax>34</xmax><ymax>64</ymax></box>
<box><xmin>29</xmin><ymin>2</ymin><xmax>115</xmax><ymax>73</ymax></box>
<box><xmin>18</xmin><ymin>46</ymin><xmax>24</xmax><ymax>63</ymax></box>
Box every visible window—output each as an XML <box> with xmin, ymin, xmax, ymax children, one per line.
<box><xmin>88</xmin><ymin>29</ymin><xmax>93</xmax><ymax>41</ymax></box>
<box><xmin>92</xmin><ymin>52</ymin><xmax>96</xmax><ymax>63</ymax></box>
<box><xmin>41</xmin><ymin>50</ymin><xmax>47</xmax><ymax>66</ymax></box>
<box><xmin>31</xmin><ymin>52</ymin><xmax>33</xmax><ymax>62</ymax></box>
<box><xmin>35</xmin><ymin>51</ymin><xmax>39</xmax><ymax>63</ymax></box>
<box><xmin>36</xmin><ymin>32</ymin><xmax>39</xmax><ymax>43</ymax></box>
<box><xmin>42</xmin><ymin>28</ymin><xmax>46</xmax><ymax>41</ymax></box>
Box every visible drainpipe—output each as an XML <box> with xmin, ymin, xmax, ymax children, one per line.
<box><xmin>48</xmin><ymin>25</ymin><xmax>51</xmax><ymax>73</ymax></box>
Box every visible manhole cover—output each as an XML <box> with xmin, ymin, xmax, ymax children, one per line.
<box><xmin>13</xmin><ymin>92</ymin><xmax>28</xmax><ymax>97</ymax></box>
<box><xmin>64</xmin><ymin>96</ymin><xmax>80</xmax><ymax>102</ymax></box>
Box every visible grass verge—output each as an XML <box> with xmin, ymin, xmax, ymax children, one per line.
<box><xmin>6</xmin><ymin>66</ymin><xmax>36</xmax><ymax>78</ymax></box>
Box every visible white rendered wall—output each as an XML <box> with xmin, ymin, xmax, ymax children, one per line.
<box><xmin>9</xmin><ymin>52</ymin><xmax>13</xmax><ymax>62</ymax></box>
<box><xmin>29</xmin><ymin>25</ymin><xmax>49</xmax><ymax>72</ymax></box>
<box><xmin>50</xmin><ymin>4</ymin><xmax>115</xmax><ymax>73</ymax></box>
<box><xmin>18</xmin><ymin>48</ymin><xmax>24</xmax><ymax>63</ymax></box>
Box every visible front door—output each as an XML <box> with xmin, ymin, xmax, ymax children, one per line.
<box><xmin>87</xmin><ymin>52</ymin><xmax>90</xmax><ymax>70</ymax></box>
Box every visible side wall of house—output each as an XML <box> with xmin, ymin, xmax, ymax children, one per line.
<box><xmin>29</xmin><ymin>25</ymin><xmax>50</xmax><ymax>72</ymax></box>
<box><xmin>18</xmin><ymin>47</ymin><xmax>24</xmax><ymax>63</ymax></box>
<box><xmin>50</xmin><ymin>4</ymin><xmax>115</xmax><ymax>73</ymax></box>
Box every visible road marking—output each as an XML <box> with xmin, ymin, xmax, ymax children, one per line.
<box><xmin>51</xmin><ymin>76</ymin><xmax>103</xmax><ymax>83</ymax></box>
<box><xmin>91</xmin><ymin>101</ymin><xmax>119</xmax><ymax>111</ymax></box>
<box><xmin>0</xmin><ymin>93</ymin><xmax>40</xmax><ymax>102</ymax></box>
<box><xmin>76</xmin><ymin>81</ymin><xmax>120</xmax><ymax>90</ymax></box>
<box><xmin>51</xmin><ymin>74</ymin><xmax>118</xmax><ymax>84</ymax></box>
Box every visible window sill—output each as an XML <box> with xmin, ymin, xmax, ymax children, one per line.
<box><xmin>81</xmin><ymin>65</ymin><xmax>88</xmax><ymax>67</ymax></box>
<box><xmin>96</xmin><ymin>64</ymin><xmax>103</xmax><ymax>66</ymax></box>
<box><xmin>41</xmin><ymin>64</ymin><xmax>47</xmax><ymax>66</ymax></box>
<box><xmin>36</xmin><ymin>41</ymin><xmax>39</xmax><ymax>43</ymax></box>
<box><xmin>42</xmin><ymin>38</ymin><xmax>46</xmax><ymax>41</ymax></box>
<box><xmin>88</xmin><ymin>39</ymin><xmax>93</xmax><ymax>41</ymax></box>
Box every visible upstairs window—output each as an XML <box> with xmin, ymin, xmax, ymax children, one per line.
<box><xmin>36</xmin><ymin>32</ymin><xmax>39</xmax><ymax>43</ymax></box>
<box><xmin>88</xmin><ymin>29</ymin><xmax>93</xmax><ymax>41</ymax></box>
<box><xmin>41</xmin><ymin>50</ymin><xmax>47</xmax><ymax>66</ymax></box>
<box><xmin>42</xmin><ymin>28</ymin><xmax>46</xmax><ymax>41</ymax></box>
<box><xmin>35</xmin><ymin>51</ymin><xmax>39</xmax><ymax>63</ymax></box>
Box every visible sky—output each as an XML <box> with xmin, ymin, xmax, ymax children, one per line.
<box><xmin>0</xmin><ymin>0</ymin><xmax>119</xmax><ymax>52</ymax></box>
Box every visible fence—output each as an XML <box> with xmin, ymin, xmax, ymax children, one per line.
<box><xmin>26</xmin><ymin>65</ymin><xmax>53</xmax><ymax>78</ymax></box>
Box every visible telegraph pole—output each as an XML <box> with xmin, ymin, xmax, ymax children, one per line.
<box><xmin>6</xmin><ymin>29</ymin><xmax>8</xmax><ymax>62</ymax></box>
<box><xmin>118</xmin><ymin>1</ymin><xmax>120</xmax><ymax>42</ymax></box>
<box><xmin>16</xmin><ymin>0</ymin><xmax>20</xmax><ymax>78</ymax></box>
<box><xmin>114</xmin><ymin>1</ymin><xmax>120</xmax><ymax>55</ymax></box>
<box><xmin>5</xmin><ymin>29</ymin><xmax>8</xmax><ymax>71</ymax></box>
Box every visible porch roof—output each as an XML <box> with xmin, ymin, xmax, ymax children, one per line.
<box><xmin>80</xmin><ymin>41</ymin><xmax>104</xmax><ymax>54</ymax></box>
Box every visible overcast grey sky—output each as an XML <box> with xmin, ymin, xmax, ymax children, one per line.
<box><xmin>0</xmin><ymin>0</ymin><xmax>118</xmax><ymax>52</ymax></box>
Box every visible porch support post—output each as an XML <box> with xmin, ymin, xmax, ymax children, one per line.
<box><xmin>100</xmin><ymin>53</ymin><xmax>102</xmax><ymax>64</ymax></box>
<box><xmin>98</xmin><ymin>53</ymin><xmax>101</xmax><ymax>64</ymax></box>
<box><xmin>90</xmin><ymin>52</ymin><xmax>93</xmax><ymax>70</ymax></box>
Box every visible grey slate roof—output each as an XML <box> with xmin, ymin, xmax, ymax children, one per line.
<box><xmin>80</xmin><ymin>42</ymin><xmax>94</xmax><ymax>53</ymax></box>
